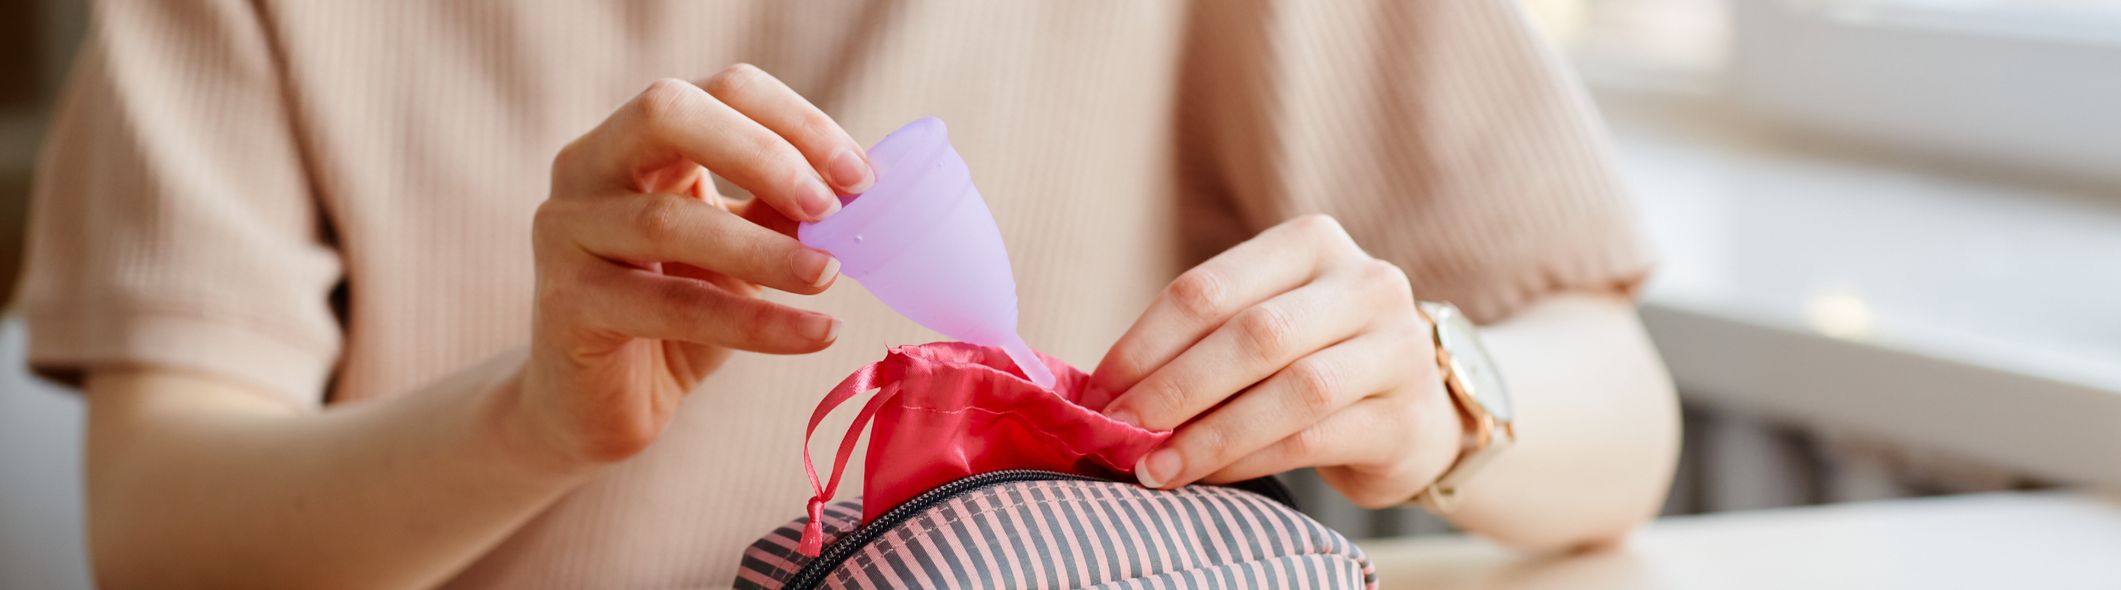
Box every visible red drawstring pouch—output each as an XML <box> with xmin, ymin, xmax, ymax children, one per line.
<box><xmin>797</xmin><ymin>341</ymin><xmax>1170</xmax><ymax>556</ymax></box>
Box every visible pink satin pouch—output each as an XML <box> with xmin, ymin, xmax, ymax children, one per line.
<box><xmin>797</xmin><ymin>341</ymin><xmax>1170</xmax><ymax>556</ymax></box>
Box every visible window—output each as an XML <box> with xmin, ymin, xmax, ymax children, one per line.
<box><xmin>1531</xmin><ymin>0</ymin><xmax>2121</xmax><ymax>187</ymax></box>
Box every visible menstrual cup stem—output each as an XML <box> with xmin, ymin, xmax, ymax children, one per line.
<box><xmin>1000</xmin><ymin>334</ymin><xmax>1057</xmax><ymax>389</ymax></box>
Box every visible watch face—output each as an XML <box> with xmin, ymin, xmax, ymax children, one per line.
<box><xmin>1433</xmin><ymin>305</ymin><xmax>1512</xmax><ymax>422</ymax></box>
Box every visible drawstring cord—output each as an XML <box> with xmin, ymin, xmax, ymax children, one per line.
<box><xmin>798</xmin><ymin>357</ymin><xmax>902</xmax><ymax>557</ymax></box>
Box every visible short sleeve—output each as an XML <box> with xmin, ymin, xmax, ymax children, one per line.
<box><xmin>1173</xmin><ymin>0</ymin><xmax>1653</xmax><ymax>323</ymax></box>
<box><xmin>19</xmin><ymin>0</ymin><xmax>342</xmax><ymax>404</ymax></box>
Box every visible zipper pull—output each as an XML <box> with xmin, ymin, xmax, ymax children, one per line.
<box><xmin>798</xmin><ymin>497</ymin><xmax>827</xmax><ymax>557</ymax></box>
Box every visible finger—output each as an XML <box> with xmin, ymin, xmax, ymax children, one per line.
<box><xmin>576</xmin><ymin>264</ymin><xmax>839</xmax><ymax>354</ymax></box>
<box><xmin>703</xmin><ymin>64</ymin><xmax>874</xmax><ymax>193</ymax></box>
<box><xmin>548</xmin><ymin>193</ymin><xmax>838</xmax><ymax>294</ymax></box>
<box><xmin>1198</xmin><ymin>395</ymin><xmax>1421</xmax><ymax>486</ymax></box>
<box><xmin>589</xmin><ymin>78</ymin><xmax>841</xmax><ymax>221</ymax></box>
<box><xmin>1134</xmin><ymin>333</ymin><xmax>1415</xmax><ymax>488</ymax></box>
<box><xmin>730</xmin><ymin>194</ymin><xmax>802</xmax><ymax>238</ymax></box>
<box><xmin>1091</xmin><ymin>214</ymin><xmax>1358</xmax><ymax>394</ymax></box>
<box><xmin>663</xmin><ymin>262</ymin><xmax>757</xmax><ymax>298</ymax></box>
<box><xmin>1104</xmin><ymin>266</ymin><xmax>1390</xmax><ymax>431</ymax></box>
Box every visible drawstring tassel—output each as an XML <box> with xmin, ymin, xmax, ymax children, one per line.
<box><xmin>797</xmin><ymin>356</ymin><xmax>898</xmax><ymax>559</ymax></box>
<box><xmin>798</xmin><ymin>497</ymin><xmax>827</xmax><ymax>557</ymax></box>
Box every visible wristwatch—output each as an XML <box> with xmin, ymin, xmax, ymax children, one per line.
<box><xmin>1409</xmin><ymin>301</ymin><xmax>1515</xmax><ymax>514</ymax></box>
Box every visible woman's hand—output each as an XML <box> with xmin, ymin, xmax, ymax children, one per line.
<box><xmin>1092</xmin><ymin>214</ymin><xmax>1465</xmax><ymax>507</ymax></box>
<box><xmin>517</xmin><ymin>65</ymin><xmax>873</xmax><ymax>466</ymax></box>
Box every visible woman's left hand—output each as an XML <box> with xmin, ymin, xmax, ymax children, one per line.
<box><xmin>1092</xmin><ymin>214</ymin><xmax>1465</xmax><ymax>507</ymax></box>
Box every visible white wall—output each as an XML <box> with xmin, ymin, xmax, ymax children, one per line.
<box><xmin>0</xmin><ymin>317</ymin><xmax>93</xmax><ymax>590</ymax></box>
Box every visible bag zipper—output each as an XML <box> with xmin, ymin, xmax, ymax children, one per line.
<box><xmin>780</xmin><ymin>470</ymin><xmax>1297</xmax><ymax>589</ymax></box>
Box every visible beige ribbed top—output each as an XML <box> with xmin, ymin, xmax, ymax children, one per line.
<box><xmin>22</xmin><ymin>1</ymin><xmax>1650</xmax><ymax>586</ymax></box>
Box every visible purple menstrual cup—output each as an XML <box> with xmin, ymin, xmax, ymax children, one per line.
<box><xmin>797</xmin><ymin>117</ymin><xmax>1057</xmax><ymax>389</ymax></box>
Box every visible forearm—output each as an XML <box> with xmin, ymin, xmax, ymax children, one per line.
<box><xmin>85</xmin><ymin>351</ymin><xmax>593</xmax><ymax>589</ymax></box>
<box><xmin>1442</xmin><ymin>292</ymin><xmax>1681</xmax><ymax>552</ymax></box>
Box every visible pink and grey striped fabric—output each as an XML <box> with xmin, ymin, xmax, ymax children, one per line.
<box><xmin>735</xmin><ymin>478</ymin><xmax>1375</xmax><ymax>589</ymax></box>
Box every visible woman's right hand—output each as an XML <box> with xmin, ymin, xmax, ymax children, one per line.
<box><xmin>516</xmin><ymin>65</ymin><xmax>874</xmax><ymax>465</ymax></box>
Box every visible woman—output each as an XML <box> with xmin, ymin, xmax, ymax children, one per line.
<box><xmin>23</xmin><ymin>1</ymin><xmax>1678</xmax><ymax>587</ymax></box>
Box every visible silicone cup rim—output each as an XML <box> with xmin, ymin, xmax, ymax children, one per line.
<box><xmin>798</xmin><ymin>118</ymin><xmax>961</xmax><ymax>279</ymax></box>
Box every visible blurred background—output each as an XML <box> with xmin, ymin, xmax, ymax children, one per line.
<box><xmin>3</xmin><ymin>1</ymin><xmax>2117</xmax><ymax>588</ymax></box>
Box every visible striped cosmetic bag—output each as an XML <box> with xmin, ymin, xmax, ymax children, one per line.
<box><xmin>733</xmin><ymin>473</ymin><xmax>1375</xmax><ymax>589</ymax></box>
<box><xmin>733</xmin><ymin>343</ymin><xmax>1375</xmax><ymax>589</ymax></box>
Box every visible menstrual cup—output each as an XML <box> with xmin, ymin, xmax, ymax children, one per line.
<box><xmin>798</xmin><ymin>117</ymin><xmax>1057</xmax><ymax>389</ymax></box>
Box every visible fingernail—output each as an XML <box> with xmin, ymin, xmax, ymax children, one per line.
<box><xmin>791</xmin><ymin>248</ymin><xmax>839</xmax><ymax>288</ymax></box>
<box><xmin>797</xmin><ymin>314</ymin><xmax>839</xmax><ymax>342</ymax></box>
<box><xmin>1136</xmin><ymin>449</ymin><xmax>1182</xmax><ymax>489</ymax></box>
<box><xmin>799</xmin><ymin>175</ymin><xmax>840</xmax><ymax>221</ymax></box>
<box><xmin>1106</xmin><ymin>408</ymin><xmax>1140</xmax><ymax>428</ymax></box>
<box><xmin>828</xmin><ymin>148</ymin><xmax>873</xmax><ymax>193</ymax></box>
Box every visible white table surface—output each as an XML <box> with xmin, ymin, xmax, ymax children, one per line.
<box><xmin>1363</xmin><ymin>491</ymin><xmax>2121</xmax><ymax>590</ymax></box>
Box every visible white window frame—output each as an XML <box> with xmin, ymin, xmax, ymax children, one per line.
<box><xmin>1728</xmin><ymin>0</ymin><xmax>2121</xmax><ymax>186</ymax></box>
